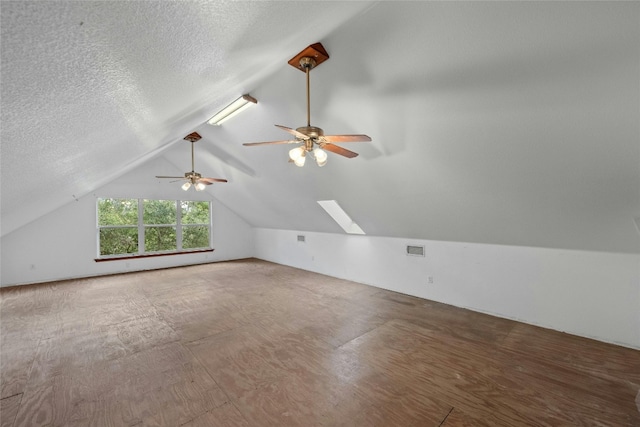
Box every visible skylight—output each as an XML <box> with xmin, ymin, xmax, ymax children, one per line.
<box><xmin>317</xmin><ymin>200</ymin><xmax>365</xmax><ymax>235</ymax></box>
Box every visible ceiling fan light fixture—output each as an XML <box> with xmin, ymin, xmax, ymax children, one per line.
<box><xmin>289</xmin><ymin>146</ymin><xmax>305</xmax><ymax>161</ymax></box>
<box><xmin>207</xmin><ymin>94</ymin><xmax>257</xmax><ymax>126</ymax></box>
<box><xmin>313</xmin><ymin>147</ymin><xmax>327</xmax><ymax>167</ymax></box>
<box><xmin>242</xmin><ymin>43</ymin><xmax>370</xmax><ymax>165</ymax></box>
<box><xmin>289</xmin><ymin>146</ymin><xmax>307</xmax><ymax>167</ymax></box>
<box><xmin>157</xmin><ymin>132</ymin><xmax>228</xmax><ymax>190</ymax></box>
<box><xmin>294</xmin><ymin>156</ymin><xmax>306</xmax><ymax>167</ymax></box>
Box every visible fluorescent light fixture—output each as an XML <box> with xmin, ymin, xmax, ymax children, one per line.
<box><xmin>317</xmin><ymin>200</ymin><xmax>365</xmax><ymax>235</ymax></box>
<box><xmin>208</xmin><ymin>94</ymin><xmax>257</xmax><ymax>125</ymax></box>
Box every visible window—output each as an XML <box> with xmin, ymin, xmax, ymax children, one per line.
<box><xmin>317</xmin><ymin>200</ymin><xmax>365</xmax><ymax>235</ymax></box>
<box><xmin>144</xmin><ymin>199</ymin><xmax>177</xmax><ymax>252</ymax></box>
<box><xmin>181</xmin><ymin>201</ymin><xmax>211</xmax><ymax>249</ymax></box>
<box><xmin>98</xmin><ymin>198</ymin><xmax>139</xmax><ymax>256</ymax></box>
<box><xmin>97</xmin><ymin>198</ymin><xmax>211</xmax><ymax>258</ymax></box>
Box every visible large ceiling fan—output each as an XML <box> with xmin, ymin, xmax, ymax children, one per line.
<box><xmin>243</xmin><ymin>43</ymin><xmax>371</xmax><ymax>167</ymax></box>
<box><xmin>156</xmin><ymin>132</ymin><xmax>227</xmax><ymax>191</ymax></box>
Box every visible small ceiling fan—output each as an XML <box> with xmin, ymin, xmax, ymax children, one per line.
<box><xmin>156</xmin><ymin>132</ymin><xmax>227</xmax><ymax>191</ymax></box>
<box><xmin>243</xmin><ymin>43</ymin><xmax>371</xmax><ymax>167</ymax></box>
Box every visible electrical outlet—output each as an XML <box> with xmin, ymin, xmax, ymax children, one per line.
<box><xmin>29</xmin><ymin>264</ymin><xmax>36</xmax><ymax>270</ymax></box>
<box><xmin>428</xmin><ymin>276</ymin><xmax>434</xmax><ymax>284</ymax></box>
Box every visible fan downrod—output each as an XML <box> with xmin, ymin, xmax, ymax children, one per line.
<box><xmin>300</xmin><ymin>57</ymin><xmax>317</xmax><ymax>127</ymax></box>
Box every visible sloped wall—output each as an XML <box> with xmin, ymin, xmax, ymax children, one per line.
<box><xmin>0</xmin><ymin>157</ymin><xmax>254</xmax><ymax>287</ymax></box>
<box><xmin>254</xmin><ymin>228</ymin><xmax>640</xmax><ymax>349</ymax></box>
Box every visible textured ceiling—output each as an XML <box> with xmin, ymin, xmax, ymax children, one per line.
<box><xmin>1</xmin><ymin>1</ymin><xmax>639</xmax><ymax>253</ymax></box>
<box><xmin>0</xmin><ymin>0</ymin><xmax>375</xmax><ymax>233</ymax></box>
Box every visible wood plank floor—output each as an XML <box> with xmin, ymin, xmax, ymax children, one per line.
<box><xmin>1</xmin><ymin>258</ymin><xmax>638</xmax><ymax>426</ymax></box>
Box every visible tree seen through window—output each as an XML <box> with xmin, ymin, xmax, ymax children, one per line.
<box><xmin>97</xmin><ymin>198</ymin><xmax>211</xmax><ymax>257</ymax></box>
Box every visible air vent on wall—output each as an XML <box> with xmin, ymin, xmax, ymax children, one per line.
<box><xmin>297</xmin><ymin>235</ymin><xmax>306</xmax><ymax>242</ymax></box>
<box><xmin>406</xmin><ymin>245</ymin><xmax>425</xmax><ymax>257</ymax></box>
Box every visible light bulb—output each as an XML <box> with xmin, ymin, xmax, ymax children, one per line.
<box><xmin>181</xmin><ymin>182</ymin><xmax>191</xmax><ymax>191</ymax></box>
<box><xmin>294</xmin><ymin>155</ymin><xmax>306</xmax><ymax>167</ymax></box>
<box><xmin>195</xmin><ymin>182</ymin><xmax>206</xmax><ymax>191</ymax></box>
<box><xmin>314</xmin><ymin>148</ymin><xmax>327</xmax><ymax>167</ymax></box>
<box><xmin>289</xmin><ymin>146</ymin><xmax>305</xmax><ymax>161</ymax></box>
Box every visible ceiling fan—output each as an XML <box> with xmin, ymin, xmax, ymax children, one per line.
<box><xmin>156</xmin><ymin>132</ymin><xmax>227</xmax><ymax>191</ymax></box>
<box><xmin>243</xmin><ymin>43</ymin><xmax>371</xmax><ymax>167</ymax></box>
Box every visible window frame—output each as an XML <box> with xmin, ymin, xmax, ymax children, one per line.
<box><xmin>96</xmin><ymin>198</ymin><xmax>212</xmax><ymax>260</ymax></box>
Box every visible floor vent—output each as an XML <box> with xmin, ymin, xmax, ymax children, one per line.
<box><xmin>406</xmin><ymin>245</ymin><xmax>425</xmax><ymax>256</ymax></box>
<box><xmin>297</xmin><ymin>235</ymin><xmax>305</xmax><ymax>242</ymax></box>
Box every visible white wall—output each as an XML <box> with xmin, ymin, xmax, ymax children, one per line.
<box><xmin>0</xmin><ymin>157</ymin><xmax>254</xmax><ymax>287</ymax></box>
<box><xmin>3</xmin><ymin>153</ymin><xmax>638</xmax><ymax>350</ymax></box>
<box><xmin>254</xmin><ymin>228</ymin><xmax>640</xmax><ymax>349</ymax></box>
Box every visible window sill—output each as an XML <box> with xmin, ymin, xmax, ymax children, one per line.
<box><xmin>95</xmin><ymin>248</ymin><xmax>214</xmax><ymax>262</ymax></box>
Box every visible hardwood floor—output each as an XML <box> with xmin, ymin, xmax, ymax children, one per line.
<box><xmin>1</xmin><ymin>258</ymin><xmax>638</xmax><ymax>426</ymax></box>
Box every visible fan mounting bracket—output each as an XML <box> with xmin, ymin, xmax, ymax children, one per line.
<box><xmin>288</xmin><ymin>43</ymin><xmax>329</xmax><ymax>72</ymax></box>
<box><xmin>184</xmin><ymin>132</ymin><xmax>202</xmax><ymax>142</ymax></box>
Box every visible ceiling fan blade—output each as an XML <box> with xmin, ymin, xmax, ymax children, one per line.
<box><xmin>275</xmin><ymin>125</ymin><xmax>309</xmax><ymax>139</ymax></box>
<box><xmin>243</xmin><ymin>140</ymin><xmax>297</xmax><ymax>146</ymax></box>
<box><xmin>199</xmin><ymin>177</ymin><xmax>228</xmax><ymax>184</ymax></box>
<box><xmin>156</xmin><ymin>175</ymin><xmax>186</xmax><ymax>179</ymax></box>
<box><xmin>322</xmin><ymin>134</ymin><xmax>372</xmax><ymax>143</ymax></box>
<box><xmin>322</xmin><ymin>143</ymin><xmax>359</xmax><ymax>158</ymax></box>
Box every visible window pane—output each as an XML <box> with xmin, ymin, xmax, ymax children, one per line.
<box><xmin>98</xmin><ymin>198</ymin><xmax>138</xmax><ymax>226</ymax></box>
<box><xmin>143</xmin><ymin>200</ymin><xmax>176</xmax><ymax>225</ymax></box>
<box><xmin>145</xmin><ymin>226</ymin><xmax>176</xmax><ymax>252</ymax></box>
<box><xmin>181</xmin><ymin>201</ymin><xmax>210</xmax><ymax>224</ymax></box>
<box><xmin>182</xmin><ymin>225</ymin><xmax>210</xmax><ymax>249</ymax></box>
<box><xmin>99</xmin><ymin>228</ymin><xmax>138</xmax><ymax>255</ymax></box>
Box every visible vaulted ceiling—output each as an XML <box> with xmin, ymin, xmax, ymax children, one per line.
<box><xmin>2</xmin><ymin>1</ymin><xmax>639</xmax><ymax>253</ymax></box>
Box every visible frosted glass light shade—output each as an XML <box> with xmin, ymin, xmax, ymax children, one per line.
<box><xmin>289</xmin><ymin>146</ymin><xmax>306</xmax><ymax>167</ymax></box>
<box><xmin>289</xmin><ymin>146</ymin><xmax>305</xmax><ymax>161</ymax></box>
<box><xmin>314</xmin><ymin>148</ymin><xmax>327</xmax><ymax>167</ymax></box>
<box><xmin>195</xmin><ymin>182</ymin><xmax>206</xmax><ymax>191</ymax></box>
<box><xmin>181</xmin><ymin>182</ymin><xmax>191</xmax><ymax>191</ymax></box>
